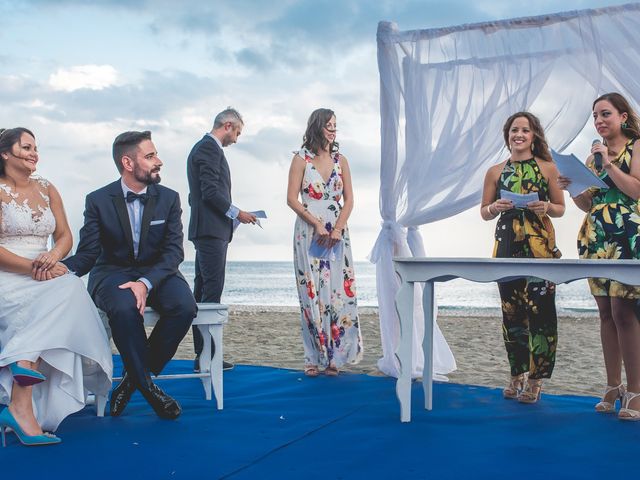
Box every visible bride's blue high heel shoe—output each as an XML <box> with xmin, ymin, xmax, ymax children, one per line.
<box><xmin>0</xmin><ymin>408</ymin><xmax>61</xmax><ymax>446</ymax></box>
<box><xmin>8</xmin><ymin>362</ymin><xmax>46</xmax><ymax>387</ymax></box>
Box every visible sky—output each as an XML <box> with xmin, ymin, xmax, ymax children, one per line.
<box><xmin>0</xmin><ymin>0</ymin><xmax>629</xmax><ymax>261</ymax></box>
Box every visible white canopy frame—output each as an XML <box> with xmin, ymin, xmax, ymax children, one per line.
<box><xmin>372</xmin><ymin>2</ymin><xmax>640</xmax><ymax>378</ymax></box>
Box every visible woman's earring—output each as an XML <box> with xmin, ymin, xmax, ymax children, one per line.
<box><xmin>622</xmin><ymin>121</ymin><xmax>629</xmax><ymax>129</ymax></box>
<box><xmin>531</xmin><ymin>143</ymin><xmax>535</xmax><ymax>152</ymax></box>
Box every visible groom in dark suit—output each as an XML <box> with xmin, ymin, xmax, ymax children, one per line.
<box><xmin>64</xmin><ymin>130</ymin><xmax>196</xmax><ymax>419</ymax></box>
<box><xmin>187</xmin><ymin>108</ymin><xmax>256</xmax><ymax>371</ymax></box>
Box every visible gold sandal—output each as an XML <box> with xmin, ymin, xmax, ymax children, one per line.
<box><xmin>595</xmin><ymin>384</ymin><xmax>626</xmax><ymax>414</ymax></box>
<box><xmin>518</xmin><ymin>378</ymin><xmax>543</xmax><ymax>404</ymax></box>
<box><xmin>304</xmin><ymin>366</ymin><xmax>320</xmax><ymax>377</ymax></box>
<box><xmin>324</xmin><ymin>365</ymin><xmax>339</xmax><ymax>377</ymax></box>
<box><xmin>619</xmin><ymin>391</ymin><xmax>640</xmax><ymax>421</ymax></box>
<box><xmin>503</xmin><ymin>374</ymin><xmax>526</xmax><ymax>400</ymax></box>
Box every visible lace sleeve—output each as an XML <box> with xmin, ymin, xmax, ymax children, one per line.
<box><xmin>0</xmin><ymin>183</ymin><xmax>11</xmax><ymax>233</ymax></box>
<box><xmin>32</xmin><ymin>175</ymin><xmax>51</xmax><ymax>207</ymax></box>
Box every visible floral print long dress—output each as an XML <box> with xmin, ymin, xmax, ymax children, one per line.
<box><xmin>293</xmin><ymin>148</ymin><xmax>363</xmax><ymax>369</ymax></box>
<box><xmin>492</xmin><ymin>158</ymin><xmax>560</xmax><ymax>380</ymax></box>
<box><xmin>578</xmin><ymin>138</ymin><xmax>640</xmax><ymax>298</ymax></box>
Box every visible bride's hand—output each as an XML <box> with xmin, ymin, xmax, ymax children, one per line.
<box><xmin>31</xmin><ymin>264</ymin><xmax>52</xmax><ymax>281</ymax></box>
<box><xmin>32</xmin><ymin>250</ymin><xmax>62</xmax><ymax>271</ymax></box>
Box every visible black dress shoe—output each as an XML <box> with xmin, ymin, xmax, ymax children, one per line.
<box><xmin>110</xmin><ymin>372</ymin><xmax>136</xmax><ymax>417</ymax></box>
<box><xmin>139</xmin><ymin>381</ymin><xmax>181</xmax><ymax>420</ymax></box>
<box><xmin>195</xmin><ymin>357</ymin><xmax>234</xmax><ymax>372</ymax></box>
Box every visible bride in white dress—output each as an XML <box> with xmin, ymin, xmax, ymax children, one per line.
<box><xmin>0</xmin><ymin>127</ymin><xmax>112</xmax><ymax>446</ymax></box>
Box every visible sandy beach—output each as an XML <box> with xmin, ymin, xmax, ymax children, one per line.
<box><xmin>165</xmin><ymin>306</ymin><xmax>607</xmax><ymax>399</ymax></box>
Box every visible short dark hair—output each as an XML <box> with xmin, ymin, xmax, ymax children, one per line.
<box><xmin>112</xmin><ymin>130</ymin><xmax>152</xmax><ymax>173</ymax></box>
<box><xmin>302</xmin><ymin>108</ymin><xmax>337</xmax><ymax>155</ymax></box>
<box><xmin>0</xmin><ymin>127</ymin><xmax>36</xmax><ymax>176</ymax></box>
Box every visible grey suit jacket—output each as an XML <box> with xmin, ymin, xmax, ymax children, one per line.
<box><xmin>186</xmin><ymin>134</ymin><xmax>233</xmax><ymax>242</ymax></box>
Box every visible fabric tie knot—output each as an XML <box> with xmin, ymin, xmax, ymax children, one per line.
<box><xmin>126</xmin><ymin>191</ymin><xmax>149</xmax><ymax>204</ymax></box>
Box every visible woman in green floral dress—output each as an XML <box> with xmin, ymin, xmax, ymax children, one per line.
<box><xmin>481</xmin><ymin>112</ymin><xmax>565</xmax><ymax>403</ymax></box>
<box><xmin>559</xmin><ymin>93</ymin><xmax>640</xmax><ymax>421</ymax></box>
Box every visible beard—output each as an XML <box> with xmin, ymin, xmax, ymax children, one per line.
<box><xmin>133</xmin><ymin>163</ymin><xmax>161</xmax><ymax>185</ymax></box>
<box><xmin>221</xmin><ymin>131</ymin><xmax>235</xmax><ymax>147</ymax></box>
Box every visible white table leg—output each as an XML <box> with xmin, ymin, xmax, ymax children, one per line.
<box><xmin>197</xmin><ymin>324</ymin><xmax>213</xmax><ymax>401</ymax></box>
<box><xmin>96</xmin><ymin>395</ymin><xmax>107</xmax><ymax>417</ymax></box>
<box><xmin>209</xmin><ymin>324</ymin><xmax>223</xmax><ymax>410</ymax></box>
<box><xmin>395</xmin><ymin>280</ymin><xmax>415</xmax><ymax>422</ymax></box>
<box><xmin>421</xmin><ymin>281</ymin><xmax>434</xmax><ymax>411</ymax></box>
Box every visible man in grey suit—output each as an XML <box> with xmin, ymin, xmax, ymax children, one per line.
<box><xmin>187</xmin><ymin>108</ymin><xmax>256</xmax><ymax>371</ymax></box>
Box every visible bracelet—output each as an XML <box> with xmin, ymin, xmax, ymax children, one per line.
<box><xmin>487</xmin><ymin>203</ymin><xmax>496</xmax><ymax>216</ymax></box>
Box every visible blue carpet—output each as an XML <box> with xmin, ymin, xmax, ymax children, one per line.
<box><xmin>2</xmin><ymin>357</ymin><xmax>639</xmax><ymax>479</ymax></box>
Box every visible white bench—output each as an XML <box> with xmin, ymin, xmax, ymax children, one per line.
<box><xmin>95</xmin><ymin>303</ymin><xmax>228</xmax><ymax>417</ymax></box>
<box><xmin>393</xmin><ymin>257</ymin><xmax>640</xmax><ymax>422</ymax></box>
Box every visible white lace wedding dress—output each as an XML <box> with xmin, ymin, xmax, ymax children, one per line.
<box><xmin>0</xmin><ymin>176</ymin><xmax>112</xmax><ymax>431</ymax></box>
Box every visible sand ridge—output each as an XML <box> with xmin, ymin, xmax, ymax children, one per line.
<box><xmin>137</xmin><ymin>306</ymin><xmax>609</xmax><ymax>399</ymax></box>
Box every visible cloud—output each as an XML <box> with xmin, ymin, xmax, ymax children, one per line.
<box><xmin>49</xmin><ymin>65</ymin><xmax>121</xmax><ymax>92</ymax></box>
<box><xmin>1</xmin><ymin>0</ymin><xmax>624</xmax><ymax>263</ymax></box>
<box><xmin>1</xmin><ymin>69</ymin><xmax>219</xmax><ymax>126</ymax></box>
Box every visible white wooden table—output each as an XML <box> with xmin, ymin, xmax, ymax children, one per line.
<box><xmin>393</xmin><ymin>257</ymin><xmax>640</xmax><ymax>422</ymax></box>
<box><xmin>95</xmin><ymin>303</ymin><xmax>228</xmax><ymax>416</ymax></box>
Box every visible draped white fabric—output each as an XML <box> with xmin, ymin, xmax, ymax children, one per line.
<box><xmin>372</xmin><ymin>3</ymin><xmax>640</xmax><ymax>378</ymax></box>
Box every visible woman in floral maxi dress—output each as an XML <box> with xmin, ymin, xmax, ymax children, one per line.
<box><xmin>286</xmin><ymin>108</ymin><xmax>362</xmax><ymax>377</ymax></box>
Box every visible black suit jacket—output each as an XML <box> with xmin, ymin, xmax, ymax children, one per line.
<box><xmin>187</xmin><ymin>134</ymin><xmax>233</xmax><ymax>242</ymax></box>
<box><xmin>64</xmin><ymin>180</ymin><xmax>185</xmax><ymax>296</ymax></box>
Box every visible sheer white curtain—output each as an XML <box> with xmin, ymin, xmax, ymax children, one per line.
<box><xmin>372</xmin><ymin>3</ymin><xmax>640</xmax><ymax>378</ymax></box>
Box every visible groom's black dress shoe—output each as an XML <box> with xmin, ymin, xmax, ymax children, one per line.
<box><xmin>110</xmin><ymin>372</ymin><xmax>135</xmax><ymax>417</ymax></box>
<box><xmin>139</xmin><ymin>380</ymin><xmax>181</xmax><ymax>420</ymax></box>
<box><xmin>194</xmin><ymin>356</ymin><xmax>234</xmax><ymax>372</ymax></box>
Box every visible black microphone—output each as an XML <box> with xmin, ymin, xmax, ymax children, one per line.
<box><xmin>592</xmin><ymin>139</ymin><xmax>603</xmax><ymax>172</ymax></box>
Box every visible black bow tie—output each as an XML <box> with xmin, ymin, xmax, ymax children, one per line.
<box><xmin>126</xmin><ymin>191</ymin><xmax>149</xmax><ymax>205</ymax></box>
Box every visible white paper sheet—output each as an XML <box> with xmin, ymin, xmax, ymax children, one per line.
<box><xmin>551</xmin><ymin>150</ymin><xmax>608</xmax><ymax>197</ymax></box>
<box><xmin>233</xmin><ymin>210</ymin><xmax>268</xmax><ymax>231</ymax></box>
<box><xmin>499</xmin><ymin>190</ymin><xmax>540</xmax><ymax>208</ymax></box>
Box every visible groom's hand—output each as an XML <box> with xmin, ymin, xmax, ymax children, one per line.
<box><xmin>119</xmin><ymin>281</ymin><xmax>148</xmax><ymax>315</ymax></box>
<box><xmin>48</xmin><ymin>262</ymin><xmax>69</xmax><ymax>278</ymax></box>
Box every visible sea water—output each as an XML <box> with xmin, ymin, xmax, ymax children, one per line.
<box><xmin>180</xmin><ymin>261</ymin><xmax>597</xmax><ymax>316</ymax></box>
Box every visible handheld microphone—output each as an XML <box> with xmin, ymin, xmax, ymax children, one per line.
<box><xmin>592</xmin><ymin>139</ymin><xmax>603</xmax><ymax>172</ymax></box>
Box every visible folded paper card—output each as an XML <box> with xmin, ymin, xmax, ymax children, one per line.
<box><xmin>499</xmin><ymin>190</ymin><xmax>540</xmax><ymax>208</ymax></box>
<box><xmin>233</xmin><ymin>210</ymin><xmax>268</xmax><ymax>231</ymax></box>
<box><xmin>309</xmin><ymin>238</ymin><xmax>343</xmax><ymax>261</ymax></box>
<box><xmin>551</xmin><ymin>150</ymin><xmax>608</xmax><ymax>197</ymax></box>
